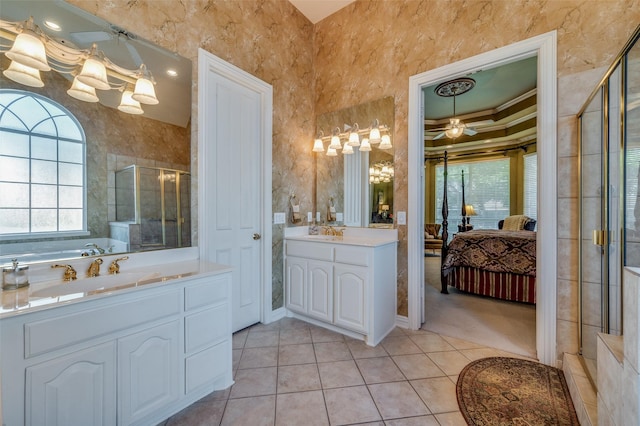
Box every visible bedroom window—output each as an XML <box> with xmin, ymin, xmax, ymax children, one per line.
<box><xmin>435</xmin><ymin>158</ymin><xmax>510</xmax><ymax>230</ymax></box>
<box><xmin>523</xmin><ymin>153</ymin><xmax>537</xmax><ymax>220</ymax></box>
<box><xmin>0</xmin><ymin>90</ymin><xmax>86</xmax><ymax>237</ymax></box>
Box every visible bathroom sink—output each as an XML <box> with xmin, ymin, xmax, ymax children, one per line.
<box><xmin>31</xmin><ymin>272</ymin><xmax>163</xmax><ymax>298</ymax></box>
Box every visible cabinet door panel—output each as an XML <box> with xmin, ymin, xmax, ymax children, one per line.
<box><xmin>118</xmin><ymin>321</ymin><xmax>180</xmax><ymax>425</ymax></box>
<box><xmin>285</xmin><ymin>257</ymin><xmax>307</xmax><ymax>314</ymax></box>
<box><xmin>334</xmin><ymin>265</ymin><xmax>368</xmax><ymax>333</ymax></box>
<box><xmin>26</xmin><ymin>342</ymin><xmax>116</xmax><ymax>426</ymax></box>
<box><xmin>307</xmin><ymin>261</ymin><xmax>332</xmax><ymax>322</ymax></box>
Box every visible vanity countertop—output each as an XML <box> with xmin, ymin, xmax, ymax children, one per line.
<box><xmin>285</xmin><ymin>234</ymin><xmax>397</xmax><ymax>247</ymax></box>
<box><xmin>0</xmin><ymin>260</ymin><xmax>232</xmax><ymax>318</ymax></box>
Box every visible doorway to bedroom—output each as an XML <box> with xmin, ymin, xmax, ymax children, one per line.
<box><xmin>407</xmin><ymin>32</ymin><xmax>558</xmax><ymax>365</ymax></box>
<box><xmin>421</xmin><ymin>59</ymin><xmax>538</xmax><ymax>358</ymax></box>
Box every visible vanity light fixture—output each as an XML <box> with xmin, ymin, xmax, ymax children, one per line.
<box><xmin>0</xmin><ymin>16</ymin><xmax>160</xmax><ymax>114</ymax></box>
<box><xmin>314</xmin><ymin>120</ymin><xmax>392</xmax><ymax>156</ymax></box>
<box><xmin>326</xmin><ymin>146</ymin><xmax>338</xmax><ymax>156</ymax></box>
<box><xmin>117</xmin><ymin>86</ymin><xmax>144</xmax><ymax>115</ymax></box>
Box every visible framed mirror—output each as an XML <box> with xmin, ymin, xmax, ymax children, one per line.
<box><xmin>315</xmin><ymin>96</ymin><xmax>394</xmax><ymax>227</ymax></box>
<box><xmin>0</xmin><ymin>0</ymin><xmax>192</xmax><ymax>264</ymax></box>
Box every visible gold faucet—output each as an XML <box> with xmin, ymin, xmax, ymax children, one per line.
<box><xmin>51</xmin><ymin>264</ymin><xmax>77</xmax><ymax>281</ymax></box>
<box><xmin>108</xmin><ymin>256</ymin><xmax>129</xmax><ymax>274</ymax></box>
<box><xmin>87</xmin><ymin>258</ymin><xmax>103</xmax><ymax>277</ymax></box>
<box><xmin>322</xmin><ymin>226</ymin><xmax>344</xmax><ymax>237</ymax></box>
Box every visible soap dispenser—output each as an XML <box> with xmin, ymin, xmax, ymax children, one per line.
<box><xmin>2</xmin><ymin>258</ymin><xmax>30</xmax><ymax>290</ymax></box>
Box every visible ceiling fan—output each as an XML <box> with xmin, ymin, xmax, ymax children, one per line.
<box><xmin>431</xmin><ymin>77</ymin><xmax>479</xmax><ymax>140</ymax></box>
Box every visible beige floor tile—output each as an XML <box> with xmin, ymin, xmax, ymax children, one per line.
<box><xmin>310</xmin><ymin>326</ymin><xmax>345</xmax><ymax>343</ymax></box>
<box><xmin>427</xmin><ymin>350</ymin><xmax>472</xmax><ymax>376</ymax></box>
<box><xmin>221</xmin><ymin>395</ymin><xmax>276</xmax><ymax>426</ymax></box>
<box><xmin>368</xmin><ymin>381</ymin><xmax>430</xmax><ymax>419</ymax></box>
<box><xmin>384</xmin><ymin>415</ymin><xmax>440</xmax><ymax>425</ymax></box>
<box><xmin>278</xmin><ymin>343</ymin><xmax>316</xmax><ymax>365</ymax></box>
<box><xmin>279</xmin><ymin>328</ymin><xmax>312</xmax><ymax>345</ymax></box>
<box><xmin>434</xmin><ymin>411</ymin><xmax>467</xmax><ymax>426</ymax></box>
<box><xmin>440</xmin><ymin>335</ymin><xmax>485</xmax><ymax>350</ymax></box>
<box><xmin>245</xmin><ymin>330</ymin><xmax>280</xmax><ymax>348</ymax></box>
<box><xmin>278</xmin><ymin>317</ymin><xmax>310</xmax><ymax>330</ymax></box>
<box><xmin>409</xmin><ymin>333</ymin><xmax>456</xmax><ymax>353</ymax></box>
<box><xmin>197</xmin><ymin>387</ymin><xmax>230</xmax><ymax>403</ymax></box>
<box><xmin>324</xmin><ymin>386</ymin><xmax>382</xmax><ymax>425</ymax></box>
<box><xmin>381</xmin><ymin>336</ymin><xmax>423</xmax><ymax>356</ymax></box>
<box><xmin>165</xmin><ymin>399</ymin><xmax>226</xmax><ymax>425</ymax></box>
<box><xmin>232</xmin><ymin>330</ymin><xmax>248</xmax><ymax>349</ymax></box>
<box><xmin>277</xmin><ymin>363</ymin><xmax>321</xmax><ymax>393</ymax></box>
<box><xmin>229</xmin><ymin>367</ymin><xmax>277</xmax><ymax>399</ymax></box>
<box><xmin>275</xmin><ymin>390</ymin><xmax>328</xmax><ymax>426</ymax></box>
<box><xmin>410</xmin><ymin>377</ymin><xmax>459</xmax><ymax>414</ymax></box>
<box><xmin>385</xmin><ymin>327</ymin><xmax>407</xmax><ymax>337</ymax></box>
<box><xmin>232</xmin><ymin>349</ymin><xmax>241</xmax><ymax>371</ymax></box>
<box><xmin>347</xmin><ymin>339</ymin><xmax>389</xmax><ymax>359</ymax></box>
<box><xmin>238</xmin><ymin>346</ymin><xmax>278</xmax><ymax>369</ymax></box>
<box><xmin>356</xmin><ymin>356</ymin><xmax>405</xmax><ymax>384</ymax></box>
<box><xmin>459</xmin><ymin>347</ymin><xmax>504</xmax><ymax>361</ymax></box>
<box><xmin>317</xmin><ymin>359</ymin><xmax>365</xmax><ymax>388</ymax></box>
<box><xmin>314</xmin><ymin>341</ymin><xmax>353</xmax><ymax>362</ymax></box>
<box><xmin>392</xmin><ymin>353</ymin><xmax>446</xmax><ymax>380</ymax></box>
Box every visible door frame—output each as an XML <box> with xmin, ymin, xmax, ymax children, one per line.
<box><xmin>197</xmin><ymin>48</ymin><xmax>274</xmax><ymax>324</ymax></box>
<box><xmin>407</xmin><ymin>31</ymin><xmax>558</xmax><ymax>365</ymax></box>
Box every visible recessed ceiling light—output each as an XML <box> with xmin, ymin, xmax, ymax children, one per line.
<box><xmin>166</xmin><ymin>69</ymin><xmax>178</xmax><ymax>77</ymax></box>
<box><xmin>44</xmin><ymin>20</ymin><xmax>61</xmax><ymax>31</ymax></box>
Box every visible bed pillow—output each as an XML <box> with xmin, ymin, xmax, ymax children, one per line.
<box><xmin>502</xmin><ymin>215</ymin><xmax>530</xmax><ymax>231</ymax></box>
<box><xmin>425</xmin><ymin>224</ymin><xmax>441</xmax><ymax>238</ymax></box>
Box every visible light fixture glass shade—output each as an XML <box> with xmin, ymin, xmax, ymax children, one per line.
<box><xmin>360</xmin><ymin>137</ymin><xmax>371</xmax><ymax>152</ymax></box>
<box><xmin>373</xmin><ymin>176</ymin><xmax>380</xmax><ymax>184</ymax></box>
<box><xmin>77</xmin><ymin>57</ymin><xmax>110</xmax><ymax>90</ymax></box>
<box><xmin>369</xmin><ymin>127</ymin><xmax>381</xmax><ymax>144</ymax></box>
<box><xmin>465</xmin><ymin>205</ymin><xmax>477</xmax><ymax>216</ymax></box>
<box><xmin>348</xmin><ymin>130</ymin><xmax>360</xmax><ymax>146</ymax></box>
<box><xmin>329</xmin><ymin>135</ymin><xmax>342</xmax><ymax>150</ymax></box>
<box><xmin>3</xmin><ymin>60</ymin><xmax>44</xmax><ymax>87</ymax></box>
<box><xmin>342</xmin><ymin>143</ymin><xmax>354</xmax><ymax>154</ymax></box>
<box><xmin>369</xmin><ymin>175</ymin><xmax>374</xmax><ymax>183</ymax></box>
<box><xmin>326</xmin><ymin>146</ymin><xmax>337</xmax><ymax>156</ymax></box>
<box><xmin>118</xmin><ymin>89</ymin><xmax>144</xmax><ymax>114</ymax></box>
<box><xmin>312</xmin><ymin>138</ymin><xmax>324</xmax><ymax>152</ymax></box>
<box><xmin>379</xmin><ymin>134</ymin><xmax>392</xmax><ymax>149</ymax></box>
<box><xmin>445</xmin><ymin>126</ymin><xmax>463</xmax><ymax>139</ymax></box>
<box><xmin>6</xmin><ymin>31</ymin><xmax>51</xmax><ymax>71</ymax></box>
<box><xmin>132</xmin><ymin>77</ymin><xmax>159</xmax><ymax>105</ymax></box>
<box><xmin>67</xmin><ymin>77</ymin><xmax>99</xmax><ymax>102</ymax></box>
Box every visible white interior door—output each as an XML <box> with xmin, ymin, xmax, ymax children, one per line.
<box><xmin>199</xmin><ymin>50</ymin><xmax>273</xmax><ymax>332</ymax></box>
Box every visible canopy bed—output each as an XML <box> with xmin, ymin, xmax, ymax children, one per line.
<box><xmin>438</xmin><ymin>152</ymin><xmax>537</xmax><ymax>304</ymax></box>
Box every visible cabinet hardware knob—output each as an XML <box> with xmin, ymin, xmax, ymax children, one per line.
<box><xmin>253</xmin><ymin>233</ymin><xmax>261</xmax><ymax>240</ymax></box>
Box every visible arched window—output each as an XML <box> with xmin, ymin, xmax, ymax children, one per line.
<box><xmin>0</xmin><ymin>89</ymin><xmax>86</xmax><ymax>237</ymax></box>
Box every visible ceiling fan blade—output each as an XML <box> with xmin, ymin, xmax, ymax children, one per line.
<box><xmin>463</xmin><ymin>128</ymin><xmax>477</xmax><ymax>136</ymax></box>
<box><xmin>433</xmin><ymin>131</ymin><xmax>446</xmax><ymax>140</ymax></box>
<box><xmin>125</xmin><ymin>43</ymin><xmax>144</xmax><ymax>67</ymax></box>
<box><xmin>69</xmin><ymin>30</ymin><xmax>113</xmax><ymax>44</ymax></box>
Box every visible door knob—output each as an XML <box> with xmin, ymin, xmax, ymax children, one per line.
<box><xmin>253</xmin><ymin>233</ymin><xmax>261</xmax><ymax>240</ymax></box>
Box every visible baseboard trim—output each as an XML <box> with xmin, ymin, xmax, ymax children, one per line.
<box><xmin>395</xmin><ymin>315</ymin><xmax>409</xmax><ymax>329</ymax></box>
<box><xmin>267</xmin><ymin>307</ymin><xmax>287</xmax><ymax>323</ymax></box>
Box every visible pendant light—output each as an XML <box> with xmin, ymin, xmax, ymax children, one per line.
<box><xmin>132</xmin><ymin>64</ymin><xmax>159</xmax><ymax>104</ymax></box>
<box><xmin>3</xmin><ymin>61</ymin><xmax>44</xmax><ymax>87</ymax></box>
<box><xmin>5</xmin><ymin>18</ymin><xmax>50</xmax><ymax>71</ymax></box>
<box><xmin>76</xmin><ymin>44</ymin><xmax>110</xmax><ymax>90</ymax></box>
<box><xmin>67</xmin><ymin>76</ymin><xmax>99</xmax><ymax>102</ymax></box>
<box><xmin>118</xmin><ymin>87</ymin><xmax>144</xmax><ymax>115</ymax></box>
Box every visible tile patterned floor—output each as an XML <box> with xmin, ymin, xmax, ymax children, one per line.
<box><xmin>161</xmin><ymin>317</ymin><xmax>535</xmax><ymax>425</ymax></box>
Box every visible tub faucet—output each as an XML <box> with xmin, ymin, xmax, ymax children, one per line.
<box><xmin>108</xmin><ymin>256</ymin><xmax>129</xmax><ymax>274</ymax></box>
<box><xmin>84</xmin><ymin>243</ymin><xmax>105</xmax><ymax>255</ymax></box>
<box><xmin>87</xmin><ymin>258</ymin><xmax>103</xmax><ymax>277</ymax></box>
<box><xmin>51</xmin><ymin>264</ymin><xmax>77</xmax><ymax>281</ymax></box>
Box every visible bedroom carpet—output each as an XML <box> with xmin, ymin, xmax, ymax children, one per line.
<box><xmin>423</xmin><ymin>255</ymin><xmax>536</xmax><ymax>358</ymax></box>
<box><xmin>456</xmin><ymin>357</ymin><xmax>579</xmax><ymax>425</ymax></box>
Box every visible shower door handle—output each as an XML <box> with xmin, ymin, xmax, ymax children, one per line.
<box><xmin>253</xmin><ymin>233</ymin><xmax>261</xmax><ymax>240</ymax></box>
<box><xmin>593</xmin><ymin>230</ymin><xmax>606</xmax><ymax>246</ymax></box>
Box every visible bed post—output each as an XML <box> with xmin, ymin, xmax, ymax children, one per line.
<box><xmin>440</xmin><ymin>151</ymin><xmax>449</xmax><ymax>294</ymax></box>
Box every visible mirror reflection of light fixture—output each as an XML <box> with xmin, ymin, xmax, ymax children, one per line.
<box><xmin>326</xmin><ymin>146</ymin><xmax>337</xmax><ymax>156</ymax></box>
<box><xmin>329</xmin><ymin>127</ymin><xmax>342</xmax><ymax>150</ymax></box>
<box><xmin>1</xmin><ymin>16</ymin><xmax>160</xmax><ymax>114</ymax></box>
<box><xmin>379</xmin><ymin>133</ymin><xmax>392</xmax><ymax>150</ymax></box>
<box><xmin>360</xmin><ymin>137</ymin><xmax>371</xmax><ymax>152</ymax></box>
<box><xmin>369</xmin><ymin>119</ymin><xmax>381</xmax><ymax>144</ymax></box>
<box><xmin>312</xmin><ymin>131</ymin><xmax>325</xmax><ymax>152</ymax></box>
<box><xmin>369</xmin><ymin>161</ymin><xmax>394</xmax><ymax>183</ymax></box>
<box><xmin>342</xmin><ymin>142</ymin><xmax>354</xmax><ymax>154</ymax></box>
<box><xmin>347</xmin><ymin>123</ymin><xmax>360</xmax><ymax>146</ymax></box>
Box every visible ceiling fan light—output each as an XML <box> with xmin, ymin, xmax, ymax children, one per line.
<box><xmin>6</xmin><ymin>30</ymin><xmax>51</xmax><ymax>71</ymax></box>
<box><xmin>67</xmin><ymin>77</ymin><xmax>99</xmax><ymax>102</ymax></box>
<box><xmin>3</xmin><ymin>60</ymin><xmax>44</xmax><ymax>87</ymax></box>
<box><xmin>379</xmin><ymin>134</ymin><xmax>392</xmax><ymax>149</ymax></box>
<box><xmin>118</xmin><ymin>89</ymin><xmax>144</xmax><ymax>115</ymax></box>
<box><xmin>132</xmin><ymin>77</ymin><xmax>159</xmax><ymax>105</ymax></box>
<box><xmin>445</xmin><ymin>126</ymin><xmax>463</xmax><ymax>139</ymax></box>
<box><xmin>359</xmin><ymin>137</ymin><xmax>372</xmax><ymax>152</ymax></box>
<box><xmin>77</xmin><ymin>57</ymin><xmax>110</xmax><ymax>90</ymax></box>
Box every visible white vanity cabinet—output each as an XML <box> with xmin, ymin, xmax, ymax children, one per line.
<box><xmin>0</xmin><ymin>267</ymin><xmax>233</xmax><ymax>426</ymax></box>
<box><xmin>284</xmin><ymin>235</ymin><xmax>396</xmax><ymax>346</ymax></box>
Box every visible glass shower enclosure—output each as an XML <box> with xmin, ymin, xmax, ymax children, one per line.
<box><xmin>578</xmin><ymin>26</ymin><xmax>640</xmax><ymax>384</ymax></box>
<box><xmin>115</xmin><ymin>165</ymin><xmax>191</xmax><ymax>250</ymax></box>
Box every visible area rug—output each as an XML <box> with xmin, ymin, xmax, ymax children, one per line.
<box><xmin>456</xmin><ymin>357</ymin><xmax>579</xmax><ymax>425</ymax></box>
